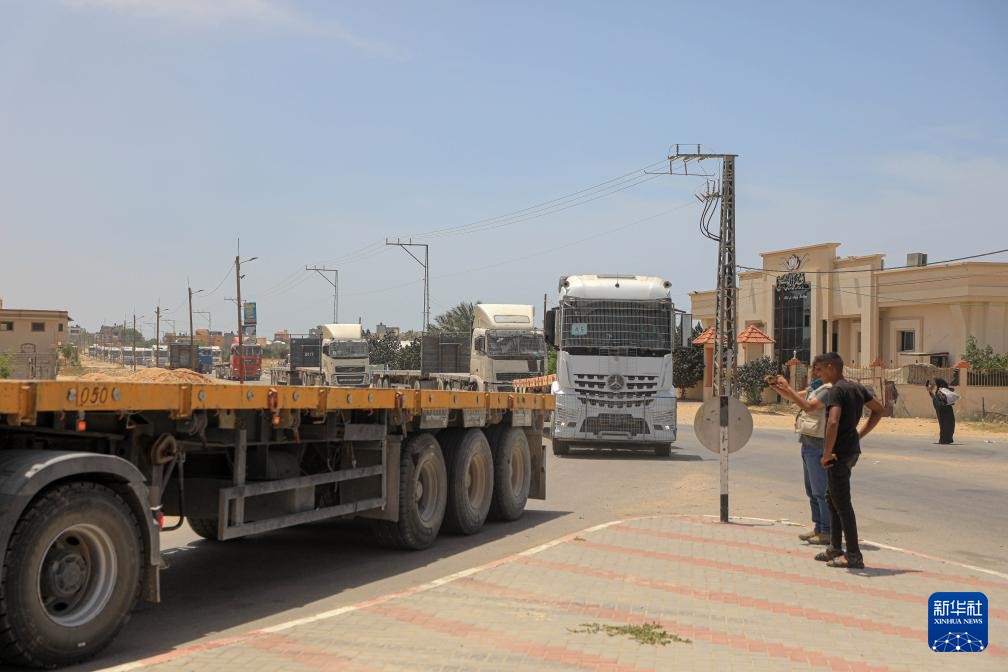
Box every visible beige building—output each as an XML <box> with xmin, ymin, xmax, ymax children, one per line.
<box><xmin>0</xmin><ymin>299</ymin><xmax>70</xmax><ymax>356</ymax></box>
<box><xmin>690</xmin><ymin>243</ymin><xmax>1008</xmax><ymax>368</ymax></box>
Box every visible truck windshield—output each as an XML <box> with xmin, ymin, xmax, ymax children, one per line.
<box><xmin>487</xmin><ymin>331</ymin><xmax>545</xmax><ymax>358</ymax></box>
<box><xmin>326</xmin><ymin>341</ymin><xmax>369</xmax><ymax>358</ymax></box>
<box><xmin>560</xmin><ymin>298</ymin><xmax>671</xmax><ymax>355</ymax></box>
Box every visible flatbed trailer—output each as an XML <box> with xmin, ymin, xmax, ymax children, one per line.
<box><xmin>0</xmin><ymin>379</ymin><xmax>551</xmax><ymax>668</ymax></box>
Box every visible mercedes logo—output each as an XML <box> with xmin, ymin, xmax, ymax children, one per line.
<box><xmin>606</xmin><ymin>374</ymin><xmax>625</xmax><ymax>391</ymax></box>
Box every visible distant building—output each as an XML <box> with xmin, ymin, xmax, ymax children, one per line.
<box><xmin>273</xmin><ymin>330</ymin><xmax>289</xmax><ymax>343</ymax></box>
<box><xmin>0</xmin><ymin>298</ymin><xmax>70</xmax><ymax>379</ymax></box>
<box><xmin>376</xmin><ymin>323</ymin><xmax>400</xmax><ymax>338</ymax></box>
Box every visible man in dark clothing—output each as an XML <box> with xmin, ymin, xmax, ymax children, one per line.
<box><xmin>814</xmin><ymin>352</ymin><xmax>885</xmax><ymax>569</ymax></box>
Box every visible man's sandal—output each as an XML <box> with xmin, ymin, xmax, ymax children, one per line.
<box><xmin>814</xmin><ymin>547</ymin><xmax>843</xmax><ymax>562</ymax></box>
<box><xmin>826</xmin><ymin>554</ymin><xmax>865</xmax><ymax>569</ymax></box>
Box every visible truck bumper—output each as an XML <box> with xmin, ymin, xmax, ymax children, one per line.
<box><xmin>552</xmin><ymin>394</ymin><xmax>677</xmax><ymax>444</ymax></box>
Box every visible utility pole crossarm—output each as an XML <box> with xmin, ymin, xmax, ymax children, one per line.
<box><xmin>385</xmin><ymin>238</ymin><xmax>430</xmax><ymax>332</ymax></box>
<box><xmin>305</xmin><ymin>265</ymin><xmax>339</xmax><ymax>323</ymax></box>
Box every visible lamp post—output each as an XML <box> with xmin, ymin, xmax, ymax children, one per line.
<box><xmin>235</xmin><ymin>255</ymin><xmax>258</xmax><ymax>383</ymax></box>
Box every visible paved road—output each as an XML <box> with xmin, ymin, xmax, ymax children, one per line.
<box><xmin>72</xmin><ymin>421</ymin><xmax>1006</xmax><ymax>670</ymax></box>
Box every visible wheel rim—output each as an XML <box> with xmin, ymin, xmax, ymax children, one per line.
<box><xmin>509</xmin><ymin>444</ymin><xmax>526</xmax><ymax>497</ymax></box>
<box><xmin>465</xmin><ymin>449</ymin><xmax>491</xmax><ymax>509</ymax></box>
<box><xmin>415</xmin><ymin>454</ymin><xmax>441</xmax><ymax>525</ymax></box>
<box><xmin>37</xmin><ymin>524</ymin><xmax>118</xmax><ymax>628</ymax></box>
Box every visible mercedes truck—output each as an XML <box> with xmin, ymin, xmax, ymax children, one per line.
<box><xmin>544</xmin><ymin>275</ymin><xmax>690</xmax><ymax>456</ymax></box>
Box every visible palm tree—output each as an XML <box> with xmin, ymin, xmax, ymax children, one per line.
<box><xmin>430</xmin><ymin>301</ymin><xmax>476</xmax><ymax>334</ymax></box>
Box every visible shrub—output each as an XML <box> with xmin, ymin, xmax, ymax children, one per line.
<box><xmin>736</xmin><ymin>356</ymin><xmax>780</xmax><ymax>405</ymax></box>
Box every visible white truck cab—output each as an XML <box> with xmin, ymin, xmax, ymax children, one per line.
<box><xmin>320</xmin><ymin>323</ymin><xmax>371</xmax><ymax>386</ymax></box>
<box><xmin>470</xmin><ymin>304</ymin><xmax>545</xmax><ymax>390</ymax></box>
<box><xmin>545</xmin><ymin>275</ymin><xmax>690</xmax><ymax>456</ymax></box>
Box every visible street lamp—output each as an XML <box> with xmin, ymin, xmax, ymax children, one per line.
<box><xmin>235</xmin><ymin>255</ymin><xmax>258</xmax><ymax>384</ymax></box>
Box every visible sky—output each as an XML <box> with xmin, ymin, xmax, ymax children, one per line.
<box><xmin>1</xmin><ymin>0</ymin><xmax>1006</xmax><ymax>338</ymax></box>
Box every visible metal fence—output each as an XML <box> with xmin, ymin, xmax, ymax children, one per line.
<box><xmin>968</xmin><ymin>369</ymin><xmax>1008</xmax><ymax>387</ymax></box>
<box><xmin>560</xmin><ymin>298</ymin><xmax>671</xmax><ymax>352</ymax></box>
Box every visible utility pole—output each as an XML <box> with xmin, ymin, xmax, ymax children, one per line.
<box><xmin>305</xmin><ymin>265</ymin><xmax>339</xmax><ymax>322</ymax></box>
<box><xmin>385</xmin><ymin>238</ymin><xmax>430</xmax><ymax>331</ymax></box>
<box><xmin>155</xmin><ymin>305</ymin><xmax>161</xmax><ymax>367</ymax></box>
<box><xmin>663</xmin><ymin>144</ymin><xmax>738</xmax><ymax>523</ymax></box>
<box><xmin>233</xmin><ymin>251</ymin><xmax>259</xmax><ymax>384</ymax></box>
<box><xmin>188</xmin><ymin>283</ymin><xmax>203</xmax><ymax>370</ymax></box>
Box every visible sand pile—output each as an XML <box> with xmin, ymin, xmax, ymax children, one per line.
<box><xmin>71</xmin><ymin>368</ymin><xmax>211</xmax><ymax>384</ymax></box>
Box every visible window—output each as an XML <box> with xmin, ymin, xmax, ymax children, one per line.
<box><xmin>58</xmin><ymin>323</ymin><xmax>64</xmax><ymax>332</ymax></box>
<box><xmin>0</xmin><ymin>321</ymin><xmax>12</xmax><ymax>332</ymax></box>
<box><xmin>898</xmin><ymin>330</ymin><xmax>915</xmax><ymax>352</ymax></box>
<box><xmin>31</xmin><ymin>322</ymin><xmax>45</xmax><ymax>332</ymax></box>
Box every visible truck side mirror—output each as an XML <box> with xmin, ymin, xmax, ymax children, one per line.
<box><xmin>675</xmin><ymin>312</ymin><xmax>693</xmax><ymax>350</ymax></box>
<box><xmin>544</xmin><ymin>308</ymin><xmax>557</xmax><ymax>348</ymax></box>
<box><xmin>474</xmin><ymin>335</ymin><xmax>485</xmax><ymax>352</ymax></box>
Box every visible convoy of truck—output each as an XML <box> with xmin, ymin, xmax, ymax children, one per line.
<box><xmin>3</xmin><ymin>278</ymin><xmax>694</xmax><ymax>668</ymax></box>
<box><xmin>544</xmin><ymin>275</ymin><xmax>691</xmax><ymax>457</ymax></box>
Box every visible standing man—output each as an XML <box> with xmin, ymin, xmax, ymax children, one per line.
<box><xmin>814</xmin><ymin>352</ymin><xmax>884</xmax><ymax>569</ymax></box>
<box><xmin>767</xmin><ymin>363</ymin><xmax>832</xmax><ymax>545</ymax></box>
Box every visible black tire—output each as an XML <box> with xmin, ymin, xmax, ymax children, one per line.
<box><xmin>187</xmin><ymin>517</ymin><xmax>221</xmax><ymax>541</ymax></box>
<box><xmin>443</xmin><ymin>429</ymin><xmax>494</xmax><ymax>535</ymax></box>
<box><xmin>552</xmin><ymin>439</ymin><xmax>570</xmax><ymax>456</ymax></box>
<box><xmin>488</xmin><ymin>428</ymin><xmax>531</xmax><ymax>522</ymax></box>
<box><xmin>373</xmin><ymin>433</ymin><xmax>448</xmax><ymax>550</ymax></box>
<box><xmin>0</xmin><ymin>482</ymin><xmax>143</xmax><ymax>669</ymax></box>
<box><xmin>654</xmin><ymin>444</ymin><xmax>672</xmax><ymax>457</ymax></box>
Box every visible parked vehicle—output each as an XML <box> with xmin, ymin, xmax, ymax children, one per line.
<box><xmin>215</xmin><ymin>340</ymin><xmax>262</xmax><ymax>381</ymax></box>
<box><xmin>544</xmin><ymin>275</ymin><xmax>691</xmax><ymax>456</ymax></box>
<box><xmin>0</xmin><ymin>378</ymin><xmax>550</xmax><ymax>667</ymax></box>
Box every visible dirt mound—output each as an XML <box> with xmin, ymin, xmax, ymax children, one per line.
<box><xmin>69</xmin><ymin>368</ymin><xmax>211</xmax><ymax>384</ymax></box>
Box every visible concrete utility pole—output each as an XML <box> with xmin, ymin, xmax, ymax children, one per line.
<box><xmin>233</xmin><ymin>251</ymin><xmax>259</xmax><ymax>384</ymax></box>
<box><xmin>155</xmin><ymin>305</ymin><xmax>161</xmax><ymax>367</ymax></box>
<box><xmin>305</xmin><ymin>265</ymin><xmax>339</xmax><ymax>323</ymax></box>
<box><xmin>663</xmin><ymin>145</ymin><xmax>738</xmax><ymax>523</ymax></box>
<box><xmin>385</xmin><ymin>238</ymin><xmax>430</xmax><ymax>331</ymax></box>
<box><xmin>188</xmin><ymin>283</ymin><xmax>203</xmax><ymax>369</ymax></box>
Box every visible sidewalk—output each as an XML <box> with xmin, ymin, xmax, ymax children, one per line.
<box><xmin>103</xmin><ymin>515</ymin><xmax>1008</xmax><ymax>672</ymax></box>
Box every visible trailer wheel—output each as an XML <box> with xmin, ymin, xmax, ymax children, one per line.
<box><xmin>0</xmin><ymin>482</ymin><xmax>143</xmax><ymax>669</ymax></box>
<box><xmin>489</xmin><ymin>428</ymin><xmax>531</xmax><ymax>522</ymax></box>
<box><xmin>373</xmin><ymin>433</ymin><xmax>447</xmax><ymax>550</ymax></box>
<box><xmin>654</xmin><ymin>444</ymin><xmax>672</xmax><ymax>457</ymax></box>
<box><xmin>187</xmin><ymin>517</ymin><xmax>222</xmax><ymax>541</ymax></box>
<box><xmin>443</xmin><ymin>429</ymin><xmax>494</xmax><ymax>535</ymax></box>
<box><xmin>551</xmin><ymin>439</ymin><xmax>570</xmax><ymax>456</ymax></box>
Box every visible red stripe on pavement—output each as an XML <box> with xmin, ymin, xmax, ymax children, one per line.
<box><xmin>613</xmin><ymin>524</ymin><xmax>1008</xmax><ymax>592</ymax></box>
<box><xmin>369</xmin><ymin>602</ymin><xmax>655</xmax><ymax>672</ymax></box>
<box><xmin>456</xmin><ymin>576</ymin><xmax>897</xmax><ymax>672</ymax></box>
<box><xmin>248</xmin><ymin>633</ymin><xmax>380</xmax><ymax>672</ymax></box>
<box><xmin>574</xmin><ymin>538</ymin><xmax>1008</xmax><ymax>620</ymax></box>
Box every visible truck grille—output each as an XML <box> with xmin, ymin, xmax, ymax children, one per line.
<box><xmin>572</xmin><ymin>373</ymin><xmax>658</xmax><ymax>408</ymax></box>
<box><xmin>581</xmin><ymin>414</ymin><xmax>649</xmax><ymax>436</ymax></box>
<box><xmin>336</xmin><ymin>375</ymin><xmax>366</xmax><ymax>385</ymax></box>
<box><xmin>334</xmin><ymin>366</ymin><xmax>365</xmax><ymax>373</ymax></box>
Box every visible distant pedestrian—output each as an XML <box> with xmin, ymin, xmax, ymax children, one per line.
<box><xmin>766</xmin><ymin>364</ymin><xmax>832</xmax><ymax>546</ymax></box>
<box><xmin>926</xmin><ymin>378</ymin><xmax>957</xmax><ymax>444</ymax></box>
<box><xmin>814</xmin><ymin>352</ymin><xmax>885</xmax><ymax>569</ymax></box>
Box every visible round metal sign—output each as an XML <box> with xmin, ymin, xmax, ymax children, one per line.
<box><xmin>693</xmin><ymin>397</ymin><xmax>754</xmax><ymax>454</ymax></box>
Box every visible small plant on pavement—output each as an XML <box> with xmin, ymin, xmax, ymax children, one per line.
<box><xmin>568</xmin><ymin>622</ymin><xmax>691</xmax><ymax>646</ymax></box>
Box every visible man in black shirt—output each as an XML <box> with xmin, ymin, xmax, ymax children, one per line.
<box><xmin>814</xmin><ymin>352</ymin><xmax>885</xmax><ymax>569</ymax></box>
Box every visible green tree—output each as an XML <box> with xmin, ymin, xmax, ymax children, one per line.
<box><xmin>394</xmin><ymin>339</ymin><xmax>421</xmax><ymax>370</ymax></box>
<box><xmin>736</xmin><ymin>356</ymin><xmax>781</xmax><ymax>405</ymax></box>
<box><xmin>368</xmin><ymin>332</ymin><xmax>402</xmax><ymax>366</ymax></box>
<box><xmin>430</xmin><ymin>302</ymin><xmax>476</xmax><ymax>333</ymax></box>
<box><xmin>672</xmin><ymin>324</ymin><xmax>705</xmax><ymax>396</ymax></box>
<box><xmin>60</xmin><ymin>343</ymin><xmax>80</xmax><ymax>367</ymax></box>
<box><xmin>962</xmin><ymin>335</ymin><xmax>1008</xmax><ymax>372</ymax></box>
<box><xmin>0</xmin><ymin>353</ymin><xmax>13</xmax><ymax>379</ymax></box>
<box><xmin>547</xmin><ymin>349</ymin><xmax>557</xmax><ymax>375</ymax></box>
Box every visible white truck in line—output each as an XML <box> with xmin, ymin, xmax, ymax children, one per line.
<box><xmin>270</xmin><ymin>323</ymin><xmax>371</xmax><ymax>387</ymax></box>
<box><xmin>372</xmin><ymin>304</ymin><xmax>546</xmax><ymax>391</ymax></box>
<box><xmin>544</xmin><ymin>275</ymin><xmax>691</xmax><ymax>456</ymax></box>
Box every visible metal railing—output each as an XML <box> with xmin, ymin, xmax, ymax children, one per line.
<box><xmin>968</xmin><ymin>369</ymin><xmax>1008</xmax><ymax>387</ymax></box>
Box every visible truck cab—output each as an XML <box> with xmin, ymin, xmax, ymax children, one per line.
<box><xmin>470</xmin><ymin>304</ymin><xmax>545</xmax><ymax>390</ymax></box>
<box><xmin>320</xmin><ymin>323</ymin><xmax>371</xmax><ymax>387</ymax></box>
